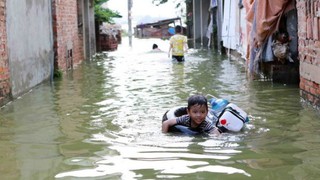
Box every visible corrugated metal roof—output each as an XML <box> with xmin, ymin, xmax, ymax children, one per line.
<box><xmin>136</xmin><ymin>17</ymin><xmax>181</xmax><ymax>28</ymax></box>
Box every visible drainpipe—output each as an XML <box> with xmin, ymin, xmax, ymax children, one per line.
<box><xmin>193</xmin><ymin>0</ymin><xmax>196</xmax><ymax>48</ymax></box>
<box><xmin>228</xmin><ymin>0</ymin><xmax>231</xmax><ymax>59</ymax></box>
<box><xmin>217</xmin><ymin>0</ymin><xmax>222</xmax><ymax>53</ymax></box>
<box><xmin>200</xmin><ymin>0</ymin><xmax>203</xmax><ymax>48</ymax></box>
<box><xmin>128</xmin><ymin>0</ymin><xmax>133</xmax><ymax>47</ymax></box>
<box><xmin>49</xmin><ymin>0</ymin><xmax>54</xmax><ymax>82</ymax></box>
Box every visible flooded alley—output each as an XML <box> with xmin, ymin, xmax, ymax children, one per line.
<box><xmin>1</xmin><ymin>38</ymin><xmax>320</xmax><ymax>180</ymax></box>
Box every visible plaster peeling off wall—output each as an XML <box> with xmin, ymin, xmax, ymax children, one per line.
<box><xmin>6</xmin><ymin>0</ymin><xmax>54</xmax><ymax>97</ymax></box>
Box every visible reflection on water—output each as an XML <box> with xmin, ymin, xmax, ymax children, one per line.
<box><xmin>0</xmin><ymin>37</ymin><xmax>320</xmax><ymax>179</ymax></box>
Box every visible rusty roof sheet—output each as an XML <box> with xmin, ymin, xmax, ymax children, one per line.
<box><xmin>136</xmin><ymin>17</ymin><xmax>181</xmax><ymax>28</ymax></box>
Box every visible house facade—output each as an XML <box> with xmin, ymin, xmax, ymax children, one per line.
<box><xmin>52</xmin><ymin>0</ymin><xmax>96</xmax><ymax>71</ymax></box>
<box><xmin>190</xmin><ymin>0</ymin><xmax>319</xmax><ymax>108</ymax></box>
<box><xmin>297</xmin><ymin>1</ymin><xmax>320</xmax><ymax>107</ymax></box>
<box><xmin>0</xmin><ymin>0</ymin><xmax>10</xmax><ymax>105</ymax></box>
<box><xmin>0</xmin><ymin>0</ymin><xmax>95</xmax><ymax>106</ymax></box>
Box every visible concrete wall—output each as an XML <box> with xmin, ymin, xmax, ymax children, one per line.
<box><xmin>297</xmin><ymin>0</ymin><xmax>320</xmax><ymax>107</ymax></box>
<box><xmin>0</xmin><ymin>0</ymin><xmax>11</xmax><ymax>105</ymax></box>
<box><xmin>6</xmin><ymin>0</ymin><xmax>54</xmax><ymax>97</ymax></box>
<box><xmin>0</xmin><ymin>0</ymin><xmax>96</xmax><ymax>106</ymax></box>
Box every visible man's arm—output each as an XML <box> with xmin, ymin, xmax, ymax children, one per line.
<box><xmin>162</xmin><ymin>118</ymin><xmax>177</xmax><ymax>133</ymax></box>
<box><xmin>184</xmin><ymin>36</ymin><xmax>188</xmax><ymax>53</ymax></box>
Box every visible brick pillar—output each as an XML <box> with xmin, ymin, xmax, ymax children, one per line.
<box><xmin>297</xmin><ymin>0</ymin><xmax>320</xmax><ymax>107</ymax></box>
<box><xmin>0</xmin><ymin>0</ymin><xmax>12</xmax><ymax>105</ymax></box>
<box><xmin>52</xmin><ymin>0</ymin><xmax>84</xmax><ymax>72</ymax></box>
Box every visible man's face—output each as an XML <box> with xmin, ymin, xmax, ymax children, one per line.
<box><xmin>187</xmin><ymin>104</ymin><xmax>208</xmax><ymax>127</ymax></box>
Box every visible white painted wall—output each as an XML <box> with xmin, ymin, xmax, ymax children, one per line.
<box><xmin>6</xmin><ymin>0</ymin><xmax>54</xmax><ymax>97</ymax></box>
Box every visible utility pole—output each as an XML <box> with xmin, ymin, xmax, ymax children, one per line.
<box><xmin>128</xmin><ymin>0</ymin><xmax>133</xmax><ymax>47</ymax></box>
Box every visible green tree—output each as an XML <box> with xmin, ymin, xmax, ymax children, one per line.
<box><xmin>94</xmin><ymin>0</ymin><xmax>122</xmax><ymax>24</ymax></box>
<box><xmin>152</xmin><ymin>0</ymin><xmax>190</xmax><ymax>25</ymax></box>
<box><xmin>152</xmin><ymin>0</ymin><xmax>191</xmax><ymax>9</ymax></box>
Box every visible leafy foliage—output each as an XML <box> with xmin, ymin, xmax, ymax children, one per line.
<box><xmin>152</xmin><ymin>0</ymin><xmax>191</xmax><ymax>19</ymax></box>
<box><xmin>152</xmin><ymin>0</ymin><xmax>191</xmax><ymax>9</ymax></box>
<box><xmin>94</xmin><ymin>0</ymin><xmax>122</xmax><ymax>23</ymax></box>
<box><xmin>152</xmin><ymin>0</ymin><xmax>168</xmax><ymax>5</ymax></box>
<box><xmin>53</xmin><ymin>69</ymin><xmax>63</xmax><ymax>80</ymax></box>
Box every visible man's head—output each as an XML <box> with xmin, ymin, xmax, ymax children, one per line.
<box><xmin>152</xmin><ymin>44</ymin><xmax>158</xmax><ymax>49</ymax></box>
<box><xmin>187</xmin><ymin>95</ymin><xmax>208</xmax><ymax>126</ymax></box>
<box><xmin>175</xmin><ymin>25</ymin><xmax>182</xmax><ymax>34</ymax></box>
<box><xmin>187</xmin><ymin>95</ymin><xmax>208</xmax><ymax>109</ymax></box>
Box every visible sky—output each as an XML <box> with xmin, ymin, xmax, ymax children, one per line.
<box><xmin>105</xmin><ymin>0</ymin><xmax>184</xmax><ymax>29</ymax></box>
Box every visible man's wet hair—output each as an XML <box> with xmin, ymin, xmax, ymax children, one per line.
<box><xmin>175</xmin><ymin>25</ymin><xmax>182</xmax><ymax>33</ymax></box>
<box><xmin>187</xmin><ymin>95</ymin><xmax>208</xmax><ymax>110</ymax></box>
<box><xmin>152</xmin><ymin>44</ymin><xmax>158</xmax><ymax>49</ymax></box>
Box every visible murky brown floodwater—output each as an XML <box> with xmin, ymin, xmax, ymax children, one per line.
<box><xmin>1</xmin><ymin>37</ymin><xmax>320</xmax><ymax>180</ymax></box>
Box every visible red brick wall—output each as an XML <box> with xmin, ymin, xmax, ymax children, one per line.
<box><xmin>0</xmin><ymin>0</ymin><xmax>11</xmax><ymax>104</ymax></box>
<box><xmin>52</xmin><ymin>0</ymin><xmax>84</xmax><ymax>71</ymax></box>
<box><xmin>297</xmin><ymin>0</ymin><xmax>320</xmax><ymax>107</ymax></box>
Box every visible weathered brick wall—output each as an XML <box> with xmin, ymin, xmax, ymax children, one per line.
<box><xmin>0</xmin><ymin>0</ymin><xmax>11</xmax><ymax>105</ymax></box>
<box><xmin>52</xmin><ymin>0</ymin><xmax>84</xmax><ymax>71</ymax></box>
<box><xmin>297</xmin><ymin>0</ymin><xmax>320</xmax><ymax>107</ymax></box>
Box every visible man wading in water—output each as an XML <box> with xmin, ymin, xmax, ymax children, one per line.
<box><xmin>168</xmin><ymin>25</ymin><xmax>188</xmax><ymax>62</ymax></box>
